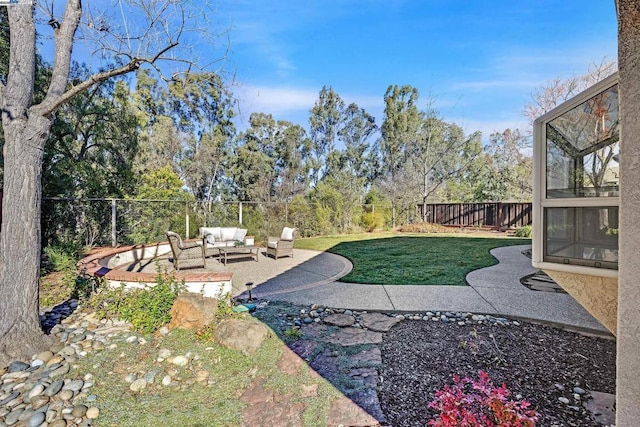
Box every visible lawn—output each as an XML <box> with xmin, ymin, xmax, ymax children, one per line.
<box><xmin>296</xmin><ymin>233</ymin><xmax>530</xmax><ymax>285</ymax></box>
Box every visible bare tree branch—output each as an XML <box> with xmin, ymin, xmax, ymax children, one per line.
<box><xmin>38</xmin><ymin>56</ymin><xmax>144</xmax><ymax>116</ymax></box>
<box><xmin>41</xmin><ymin>0</ymin><xmax>82</xmax><ymax>107</ymax></box>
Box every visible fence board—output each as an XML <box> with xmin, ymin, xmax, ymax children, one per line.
<box><xmin>419</xmin><ymin>202</ymin><xmax>532</xmax><ymax>229</ymax></box>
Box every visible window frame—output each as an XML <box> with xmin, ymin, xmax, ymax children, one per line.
<box><xmin>532</xmin><ymin>72</ymin><xmax>619</xmax><ymax>278</ymax></box>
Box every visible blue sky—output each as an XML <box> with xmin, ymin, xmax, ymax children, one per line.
<box><xmin>211</xmin><ymin>0</ymin><xmax>617</xmax><ymax>138</ymax></box>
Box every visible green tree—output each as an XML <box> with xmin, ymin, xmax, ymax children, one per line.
<box><xmin>132</xmin><ymin>69</ymin><xmax>181</xmax><ymax>173</ymax></box>
<box><xmin>128</xmin><ymin>166</ymin><xmax>194</xmax><ymax>243</ymax></box>
<box><xmin>44</xmin><ymin>66</ymin><xmax>138</xmax><ymax>199</ymax></box>
<box><xmin>233</xmin><ymin>113</ymin><xmax>311</xmax><ymax>203</ymax></box>
<box><xmin>232</xmin><ymin>113</ymin><xmax>277</xmax><ymax>202</ymax></box>
<box><xmin>414</xmin><ymin>112</ymin><xmax>482</xmax><ymax>211</ymax></box>
<box><xmin>482</xmin><ymin>129</ymin><xmax>532</xmax><ymax>201</ymax></box>
<box><xmin>379</xmin><ymin>85</ymin><xmax>422</xmax><ymax>179</ymax></box>
<box><xmin>309</xmin><ymin>86</ymin><xmax>345</xmax><ymax>185</ymax></box>
<box><xmin>174</xmin><ymin>73</ymin><xmax>236</xmax><ymax>201</ymax></box>
<box><xmin>273</xmin><ymin>120</ymin><xmax>311</xmax><ymax>201</ymax></box>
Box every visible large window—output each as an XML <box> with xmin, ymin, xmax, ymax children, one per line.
<box><xmin>544</xmin><ymin>206</ymin><xmax>618</xmax><ymax>268</ymax></box>
<box><xmin>533</xmin><ymin>74</ymin><xmax>619</xmax><ymax>274</ymax></box>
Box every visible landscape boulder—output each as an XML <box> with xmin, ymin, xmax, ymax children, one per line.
<box><xmin>167</xmin><ymin>293</ymin><xmax>218</xmax><ymax>330</ymax></box>
<box><xmin>213</xmin><ymin>318</ymin><xmax>268</xmax><ymax>356</ymax></box>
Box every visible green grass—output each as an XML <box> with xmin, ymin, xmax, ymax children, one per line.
<box><xmin>73</xmin><ymin>322</ymin><xmax>340</xmax><ymax>426</ymax></box>
<box><xmin>296</xmin><ymin>233</ymin><xmax>530</xmax><ymax>285</ymax></box>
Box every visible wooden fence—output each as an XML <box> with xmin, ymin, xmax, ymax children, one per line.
<box><xmin>418</xmin><ymin>202</ymin><xmax>532</xmax><ymax>229</ymax></box>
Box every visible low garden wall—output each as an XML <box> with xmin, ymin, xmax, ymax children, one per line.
<box><xmin>79</xmin><ymin>242</ymin><xmax>233</xmax><ymax>298</ymax></box>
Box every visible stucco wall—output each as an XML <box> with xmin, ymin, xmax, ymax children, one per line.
<box><xmin>617</xmin><ymin>1</ymin><xmax>640</xmax><ymax>425</ymax></box>
<box><xmin>543</xmin><ymin>270</ymin><xmax>617</xmax><ymax>334</ymax></box>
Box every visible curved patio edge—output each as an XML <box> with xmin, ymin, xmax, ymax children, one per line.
<box><xmin>254</xmin><ymin>245</ymin><xmax>610</xmax><ymax>336</ymax></box>
<box><xmin>79</xmin><ymin>243</ymin><xmax>233</xmax><ymax>298</ymax></box>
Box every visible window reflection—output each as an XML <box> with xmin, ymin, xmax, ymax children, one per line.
<box><xmin>544</xmin><ymin>207</ymin><xmax>618</xmax><ymax>268</ymax></box>
<box><xmin>546</xmin><ymin>85</ymin><xmax>619</xmax><ymax>198</ymax></box>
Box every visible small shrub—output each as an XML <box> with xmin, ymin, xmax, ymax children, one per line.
<box><xmin>41</xmin><ymin>241</ymin><xmax>85</xmax><ymax>304</ymax></box>
<box><xmin>88</xmin><ymin>273</ymin><xmax>185</xmax><ymax>333</ymax></box>
<box><xmin>73</xmin><ymin>273</ymin><xmax>103</xmax><ymax>301</ymax></box>
<box><xmin>428</xmin><ymin>371</ymin><xmax>539</xmax><ymax>427</ymax></box>
<box><xmin>284</xmin><ymin>327</ymin><xmax>302</xmax><ymax>342</ymax></box>
<box><xmin>514</xmin><ymin>225</ymin><xmax>532</xmax><ymax>238</ymax></box>
<box><xmin>361</xmin><ymin>211</ymin><xmax>384</xmax><ymax>232</ymax></box>
<box><xmin>43</xmin><ymin>241</ymin><xmax>82</xmax><ymax>272</ymax></box>
<box><xmin>216</xmin><ymin>293</ymin><xmax>234</xmax><ymax>318</ymax></box>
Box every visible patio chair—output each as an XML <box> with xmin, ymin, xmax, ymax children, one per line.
<box><xmin>266</xmin><ymin>227</ymin><xmax>296</xmax><ymax>259</ymax></box>
<box><xmin>166</xmin><ymin>231</ymin><xmax>206</xmax><ymax>270</ymax></box>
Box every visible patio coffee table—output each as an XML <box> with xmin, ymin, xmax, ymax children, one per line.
<box><xmin>218</xmin><ymin>246</ymin><xmax>260</xmax><ymax>266</ymax></box>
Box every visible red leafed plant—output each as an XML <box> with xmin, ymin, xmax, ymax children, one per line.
<box><xmin>427</xmin><ymin>371</ymin><xmax>540</xmax><ymax>427</ymax></box>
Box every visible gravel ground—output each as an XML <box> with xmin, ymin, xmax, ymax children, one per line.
<box><xmin>378</xmin><ymin>321</ymin><xmax>616</xmax><ymax>427</ymax></box>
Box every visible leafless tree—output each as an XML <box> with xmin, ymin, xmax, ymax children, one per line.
<box><xmin>523</xmin><ymin>57</ymin><xmax>617</xmax><ymax>125</ymax></box>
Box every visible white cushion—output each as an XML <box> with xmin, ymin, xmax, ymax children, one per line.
<box><xmin>233</xmin><ymin>228</ymin><xmax>248</xmax><ymax>242</ymax></box>
<box><xmin>200</xmin><ymin>227</ymin><xmax>221</xmax><ymax>240</ymax></box>
<box><xmin>220</xmin><ymin>227</ymin><xmax>237</xmax><ymax>241</ymax></box>
<box><xmin>205</xmin><ymin>233</ymin><xmax>216</xmax><ymax>244</ymax></box>
<box><xmin>267</xmin><ymin>241</ymin><xmax>278</xmax><ymax>249</ymax></box>
<box><xmin>280</xmin><ymin>227</ymin><xmax>295</xmax><ymax>241</ymax></box>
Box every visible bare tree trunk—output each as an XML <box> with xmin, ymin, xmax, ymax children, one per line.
<box><xmin>0</xmin><ymin>114</ymin><xmax>54</xmax><ymax>367</ymax></box>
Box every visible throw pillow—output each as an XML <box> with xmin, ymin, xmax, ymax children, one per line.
<box><xmin>233</xmin><ymin>228</ymin><xmax>248</xmax><ymax>242</ymax></box>
<box><xmin>205</xmin><ymin>233</ymin><xmax>215</xmax><ymax>245</ymax></box>
<box><xmin>221</xmin><ymin>227</ymin><xmax>237</xmax><ymax>241</ymax></box>
<box><xmin>280</xmin><ymin>227</ymin><xmax>295</xmax><ymax>241</ymax></box>
<box><xmin>201</xmin><ymin>227</ymin><xmax>221</xmax><ymax>240</ymax></box>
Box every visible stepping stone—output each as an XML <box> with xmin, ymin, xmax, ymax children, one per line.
<box><xmin>359</xmin><ymin>313</ymin><xmax>402</xmax><ymax>332</ymax></box>
<box><xmin>300</xmin><ymin>323</ymin><xmax>329</xmax><ymax>339</ymax></box>
<box><xmin>325</xmin><ymin>327</ymin><xmax>382</xmax><ymax>346</ymax></box>
<box><xmin>277</xmin><ymin>347</ymin><xmax>304</xmax><ymax>375</ymax></box>
<box><xmin>323</xmin><ymin>313</ymin><xmax>355</xmax><ymax>327</ymax></box>
<box><xmin>240</xmin><ymin>378</ymin><xmax>274</xmax><ymax>405</ymax></box>
<box><xmin>584</xmin><ymin>391</ymin><xmax>616</xmax><ymax>426</ymax></box>
<box><xmin>328</xmin><ymin>394</ymin><xmax>381</xmax><ymax>427</ymax></box>
<box><xmin>348</xmin><ymin>367</ymin><xmax>378</xmax><ymax>388</ymax></box>
<box><xmin>349</xmin><ymin>347</ymin><xmax>382</xmax><ymax>366</ymax></box>
<box><xmin>347</xmin><ymin>388</ymin><xmax>386</xmax><ymax>424</ymax></box>
<box><xmin>242</xmin><ymin>401</ymin><xmax>306</xmax><ymax>427</ymax></box>
<box><xmin>309</xmin><ymin>349</ymin><xmax>340</xmax><ymax>380</ymax></box>
<box><xmin>289</xmin><ymin>340</ymin><xmax>317</xmax><ymax>361</ymax></box>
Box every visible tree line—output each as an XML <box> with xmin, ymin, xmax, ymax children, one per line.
<box><xmin>3</xmin><ymin>68</ymin><xmax>540</xmax><ymax>243</ymax></box>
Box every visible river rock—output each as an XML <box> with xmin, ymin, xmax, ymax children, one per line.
<box><xmin>71</xmin><ymin>404</ymin><xmax>88</xmax><ymax>418</ymax></box>
<box><xmin>44</xmin><ymin>380</ymin><xmax>64</xmax><ymax>397</ymax></box>
<box><xmin>62</xmin><ymin>380</ymin><xmax>84</xmax><ymax>392</ymax></box>
<box><xmin>28</xmin><ymin>411</ymin><xmax>45</xmax><ymax>427</ymax></box>
<box><xmin>129</xmin><ymin>379</ymin><xmax>147</xmax><ymax>392</ymax></box>
<box><xmin>86</xmin><ymin>406</ymin><xmax>100</xmax><ymax>419</ymax></box>
<box><xmin>6</xmin><ymin>361</ymin><xmax>29</xmax><ymax>374</ymax></box>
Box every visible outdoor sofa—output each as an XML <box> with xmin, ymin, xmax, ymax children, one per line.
<box><xmin>199</xmin><ymin>227</ymin><xmax>255</xmax><ymax>257</ymax></box>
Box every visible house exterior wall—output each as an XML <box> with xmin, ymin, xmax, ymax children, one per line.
<box><xmin>543</xmin><ymin>270</ymin><xmax>618</xmax><ymax>333</ymax></box>
<box><xmin>616</xmin><ymin>1</ymin><xmax>640</xmax><ymax>424</ymax></box>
